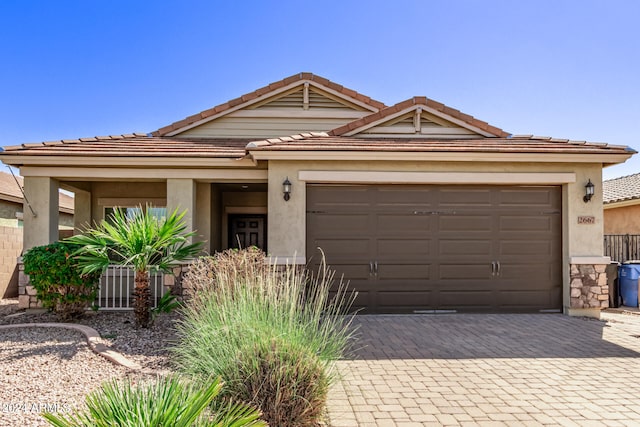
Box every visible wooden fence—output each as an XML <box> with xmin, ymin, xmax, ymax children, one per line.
<box><xmin>604</xmin><ymin>234</ymin><xmax>640</xmax><ymax>263</ymax></box>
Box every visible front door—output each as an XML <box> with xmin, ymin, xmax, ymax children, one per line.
<box><xmin>229</xmin><ymin>214</ymin><xmax>267</xmax><ymax>251</ymax></box>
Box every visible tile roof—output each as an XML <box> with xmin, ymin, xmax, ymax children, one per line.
<box><xmin>151</xmin><ymin>72</ymin><xmax>387</xmax><ymax>137</ymax></box>
<box><xmin>2</xmin><ymin>132</ymin><xmax>633</xmax><ymax>165</ymax></box>
<box><xmin>1</xmin><ymin>134</ymin><xmax>248</xmax><ymax>158</ymax></box>
<box><xmin>0</xmin><ymin>171</ymin><xmax>74</xmax><ymax>212</ymax></box>
<box><xmin>247</xmin><ymin>133</ymin><xmax>633</xmax><ymax>155</ymax></box>
<box><xmin>0</xmin><ymin>171</ymin><xmax>24</xmax><ymax>202</ymax></box>
<box><xmin>603</xmin><ymin>173</ymin><xmax>640</xmax><ymax>204</ymax></box>
<box><xmin>329</xmin><ymin>96</ymin><xmax>510</xmax><ymax>138</ymax></box>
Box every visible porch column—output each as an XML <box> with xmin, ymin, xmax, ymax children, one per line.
<box><xmin>23</xmin><ymin>177</ymin><xmax>59</xmax><ymax>250</ymax></box>
<box><xmin>73</xmin><ymin>189</ymin><xmax>92</xmax><ymax>234</ymax></box>
<box><xmin>167</xmin><ymin>179</ymin><xmax>195</xmax><ymax>244</ymax></box>
<box><xmin>195</xmin><ymin>182</ymin><xmax>211</xmax><ymax>254</ymax></box>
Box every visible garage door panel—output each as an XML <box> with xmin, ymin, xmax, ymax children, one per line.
<box><xmin>377</xmin><ymin>291</ymin><xmax>433</xmax><ymax>309</ymax></box>
<box><xmin>322</xmin><ymin>264</ymin><xmax>371</xmax><ymax>282</ymax></box>
<box><xmin>376</xmin><ymin>214</ymin><xmax>432</xmax><ymax>234</ymax></box>
<box><xmin>499</xmin><ymin>188</ymin><xmax>558</xmax><ymax>207</ymax></box>
<box><xmin>499</xmin><ymin>215</ymin><xmax>556</xmax><ymax>232</ymax></box>
<box><xmin>377</xmin><ymin>239</ymin><xmax>431</xmax><ymax>258</ymax></box>
<box><xmin>439</xmin><ymin>188</ymin><xmax>492</xmax><ymax>207</ymax></box>
<box><xmin>309</xmin><ymin>214</ymin><xmax>370</xmax><ymax>234</ymax></box>
<box><xmin>375</xmin><ymin>189</ymin><xmax>434</xmax><ymax>212</ymax></box>
<box><xmin>307</xmin><ymin>185</ymin><xmax>371</xmax><ymax>208</ymax></box>
<box><xmin>499</xmin><ymin>240</ymin><xmax>554</xmax><ymax>256</ymax></box>
<box><xmin>439</xmin><ymin>264</ymin><xmax>493</xmax><ymax>280</ymax></box>
<box><xmin>347</xmin><ymin>291</ymin><xmax>372</xmax><ymax>311</ymax></box>
<box><xmin>496</xmin><ymin>290</ymin><xmax>559</xmax><ymax>308</ymax></box>
<box><xmin>376</xmin><ymin>264</ymin><xmax>431</xmax><ymax>280</ymax></box>
<box><xmin>311</xmin><ymin>239</ymin><xmax>371</xmax><ymax>258</ymax></box>
<box><xmin>438</xmin><ymin>291</ymin><xmax>494</xmax><ymax>309</ymax></box>
<box><xmin>439</xmin><ymin>215</ymin><xmax>492</xmax><ymax>232</ymax></box>
<box><xmin>439</xmin><ymin>239</ymin><xmax>493</xmax><ymax>256</ymax></box>
<box><xmin>497</xmin><ymin>264</ymin><xmax>556</xmax><ymax>284</ymax></box>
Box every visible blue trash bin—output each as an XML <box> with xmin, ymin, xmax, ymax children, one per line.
<box><xmin>619</xmin><ymin>263</ymin><xmax>640</xmax><ymax>307</ymax></box>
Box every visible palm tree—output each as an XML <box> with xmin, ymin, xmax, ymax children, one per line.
<box><xmin>68</xmin><ymin>205</ymin><xmax>203</xmax><ymax>328</ymax></box>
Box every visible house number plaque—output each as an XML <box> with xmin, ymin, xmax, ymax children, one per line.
<box><xmin>578</xmin><ymin>216</ymin><xmax>595</xmax><ymax>224</ymax></box>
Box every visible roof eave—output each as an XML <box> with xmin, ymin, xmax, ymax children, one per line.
<box><xmin>0</xmin><ymin>154</ymin><xmax>254</xmax><ymax>168</ymax></box>
<box><xmin>248</xmin><ymin>150</ymin><xmax>633</xmax><ymax>164</ymax></box>
<box><xmin>603</xmin><ymin>198</ymin><xmax>640</xmax><ymax>209</ymax></box>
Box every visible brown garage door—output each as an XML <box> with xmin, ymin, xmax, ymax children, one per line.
<box><xmin>306</xmin><ymin>184</ymin><xmax>562</xmax><ymax>313</ymax></box>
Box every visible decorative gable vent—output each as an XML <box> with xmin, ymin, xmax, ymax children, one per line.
<box><xmin>252</xmin><ymin>83</ymin><xmax>368</xmax><ymax>111</ymax></box>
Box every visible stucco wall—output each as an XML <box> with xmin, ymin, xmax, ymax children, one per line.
<box><xmin>0</xmin><ymin>200</ymin><xmax>21</xmax><ymax>222</ymax></box>
<box><xmin>604</xmin><ymin>204</ymin><xmax>640</xmax><ymax>234</ymax></box>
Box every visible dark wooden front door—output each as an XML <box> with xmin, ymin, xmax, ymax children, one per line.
<box><xmin>229</xmin><ymin>215</ymin><xmax>267</xmax><ymax>251</ymax></box>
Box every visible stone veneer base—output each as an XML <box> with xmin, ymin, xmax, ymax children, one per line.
<box><xmin>570</xmin><ymin>263</ymin><xmax>609</xmax><ymax>309</ymax></box>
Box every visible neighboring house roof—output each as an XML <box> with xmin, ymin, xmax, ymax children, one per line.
<box><xmin>0</xmin><ymin>171</ymin><xmax>74</xmax><ymax>213</ymax></box>
<box><xmin>151</xmin><ymin>72</ymin><xmax>387</xmax><ymax>137</ymax></box>
<box><xmin>603</xmin><ymin>173</ymin><xmax>640</xmax><ymax>205</ymax></box>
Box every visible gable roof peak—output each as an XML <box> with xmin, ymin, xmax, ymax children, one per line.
<box><xmin>329</xmin><ymin>96</ymin><xmax>510</xmax><ymax>138</ymax></box>
<box><xmin>151</xmin><ymin>72</ymin><xmax>386</xmax><ymax>137</ymax></box>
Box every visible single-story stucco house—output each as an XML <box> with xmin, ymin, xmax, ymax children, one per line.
<box><xmin>0</xmin><ymin>72</ymin><xmax>634</xmax><ymax>315</ymax></box>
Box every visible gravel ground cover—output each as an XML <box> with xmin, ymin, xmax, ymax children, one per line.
<box><xmin>0</xmin><ymin>298</ymin><xmax>175</xmax><ymax>427</ymax></box>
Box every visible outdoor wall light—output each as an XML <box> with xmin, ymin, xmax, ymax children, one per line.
<box><xmin>583</xmin><ymin>179</ymin><xmax>595</xmax><ymax>203</ymax></box>
<box><xmin>283</xmin><ymin>177</ymin><xmax>292</xmax><ymax>201</ymax></box>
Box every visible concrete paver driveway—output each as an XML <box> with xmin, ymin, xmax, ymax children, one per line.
<box><xmin>327</xmin><ymin>313</ymin><xmax>640</xmax><ymax>426</ymax></box>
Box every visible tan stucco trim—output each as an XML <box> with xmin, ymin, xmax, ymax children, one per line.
<box><xmin>566</xmin><ymin>308</ymin><xmax>602</xmax><ymax>319</ymax></box>
<box><xmin>249</xmin><ymin>150</ymin><xmax>632</xmax><ymax>164</ymax></box>
<box><xmin>569</xmin><ymin>256</ymin><xmax>611</xmax><ymax>264</ymax></box>
<box><xmin>603</xmin><ymin>199</ymin><xmax>640</xmax><ymax>209</ymax></box>
<box><xmin>224</xmin><ymin>206</ymin><xmax>268</xmax><ymax>214</ymax></box>
<box><xmin>97</xmin><ymin>197</ymin><xmax>167</xmax><ymax>207</ymax></box>
<box><xmin>298</xmin><ymin>171</ymin><xmax>577</xmax><ymax>184</ymax></box>
<box><xmin>266</xmin><ymin>255</ymin><xmax>306</xmax><ymax>265</ymax></box>
<box><xmin>19</xmin><ymin>167</ymin><xmax>268</xmax><ymax>181</ymax></box>
<box><xmin>1</xmin><ymin>156</ymin><xmax>254</xmax><ymax>168</ymax></box>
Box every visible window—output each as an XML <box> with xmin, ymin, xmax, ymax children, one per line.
<box><xmin>104</xmin><ymin>206</ymin><xmax>167</xmax><ymax>224</ymax></box>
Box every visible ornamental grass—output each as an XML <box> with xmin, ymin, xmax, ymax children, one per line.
<box><xmin>173</xmin><ymin>248</ymin><xmax>357</xmax><ymax>426</ymax></box>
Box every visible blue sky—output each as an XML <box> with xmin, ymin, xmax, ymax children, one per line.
<box><xmin>0</xmin><ymin>0</ymin><xmax>638</xmax><ymax>180</ymax></box>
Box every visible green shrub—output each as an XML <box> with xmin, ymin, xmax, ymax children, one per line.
<box><xmin>23</xmin><ymin>241</ymin><xmax>101</xmax><ymax>320</ymax></box>
<box><xmin>174</xmin><ymin>248</ymin><xmax>357</xmax><ymax>427</ymax></box>
<box><xmin>42</xmin><ymin>375</ymin><xmax>266</xmax><ymax>427</ymax></box>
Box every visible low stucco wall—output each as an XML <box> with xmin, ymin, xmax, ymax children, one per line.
<box><xmin>604</xmin><ymin>203</ymin><xmax>640</xmax><ymax>234</ymax></box>
<box><xmin>0</xmin><ymin>226</ymin><xmax>21</xmax><ymax>298</ymax></box>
